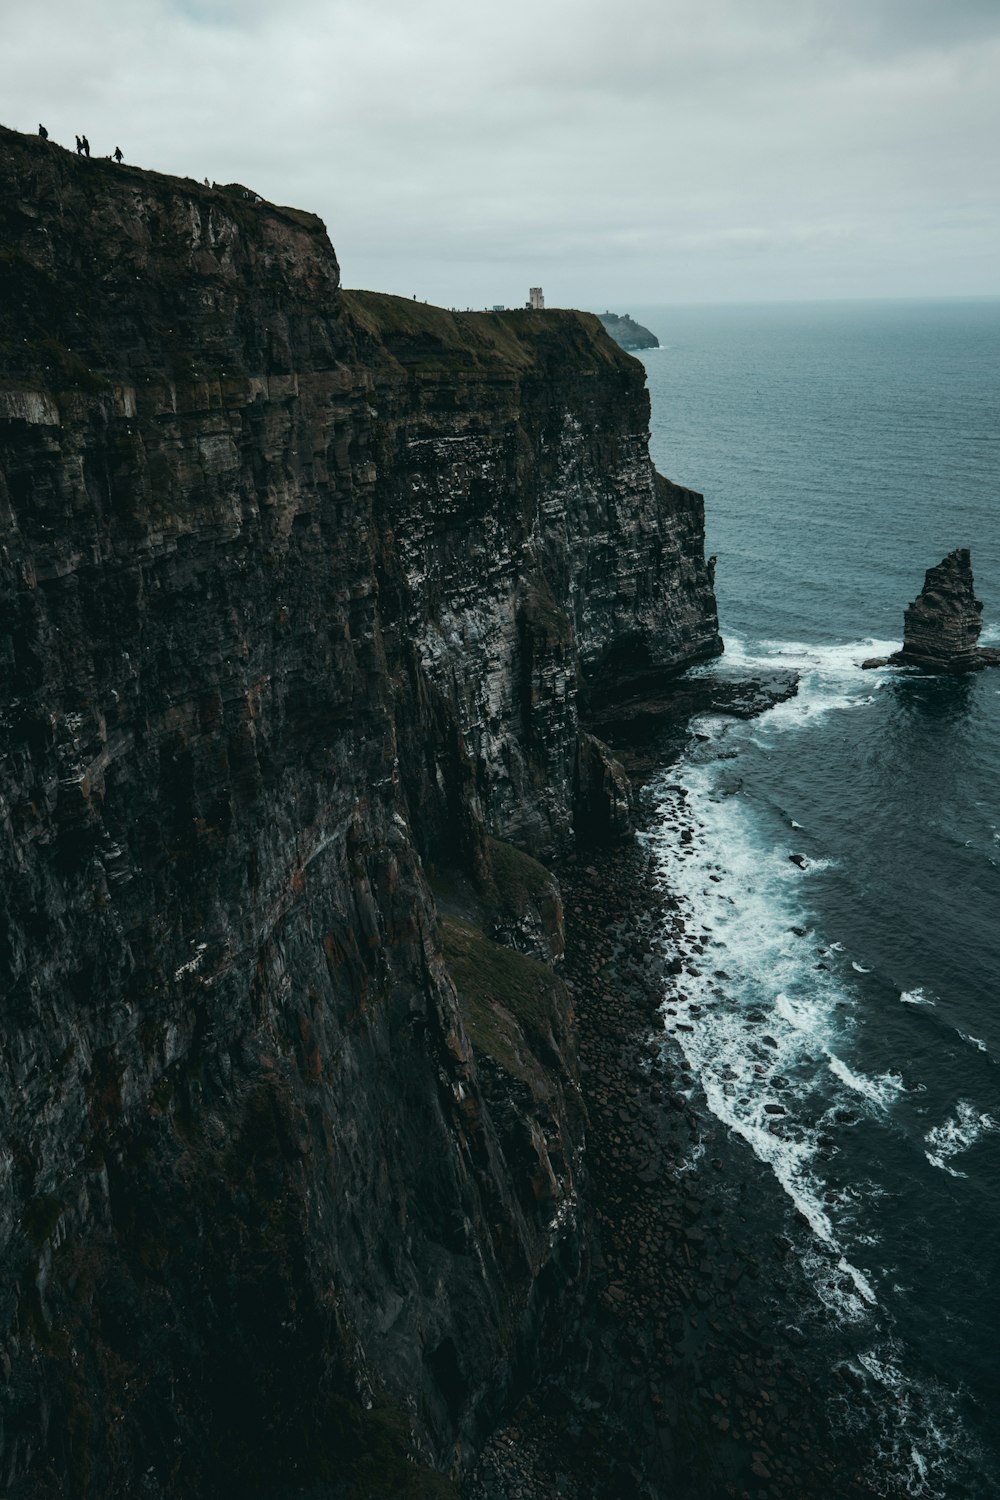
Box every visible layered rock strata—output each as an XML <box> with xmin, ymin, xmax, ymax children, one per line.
<box><xmin>0</xmin><ymin>126</ymin><xmax>720</xmax><ymax>1498</ymax></box>
<box><xmin>862</xmin><ymin>549</ymin><xmax>999</xmax><ymax>672</ymax></box>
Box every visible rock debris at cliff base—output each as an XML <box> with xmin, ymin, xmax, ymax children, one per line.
<box><xmin>466</xmin><ymin>837</ymin><xmax>917</xmax><ymax>1500</ymax></box>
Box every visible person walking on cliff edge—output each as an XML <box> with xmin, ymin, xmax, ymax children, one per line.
<box><xmin>81</xmin><ymin>135</ymin><xmax>90</xmax><ymax>157</ymax></box>
<box><xmin>38</xmin><ymin>124</ymin><xmax>48</xmax><ymax>139</ymax></box>
<box><xmin>75</xmin><ymin>134</ymin><xmax>83</xmax><ymax>154</ymax></box>
<box><xmin>113</xmin><ymin>146</ymin><xmax>123</xmax><ymax>163</ymax></box>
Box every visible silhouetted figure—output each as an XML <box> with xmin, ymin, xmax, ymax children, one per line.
<box><xmin>75</xmin><ymin>135</ymin><xmax>83</xmax><ymax>154</ymax></box>
<box><xmin>82</xmin><ymin>135</ymin><xmax>90</xmax><ymax>157</ymax></box>
<box><xmin>38</xmin><ymin>124</ymin><xmax>48</xmax><ymax>139</ymax></box>
<box><xmin>113</xmin><ymin>146</ymin><xmax>123</xmax><ymax>163</ymax></box>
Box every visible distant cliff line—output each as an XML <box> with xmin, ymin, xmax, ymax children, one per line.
<box><xmin>597</xmin><ymin>310</ymin><xmax>660</xmax><ymax>350</ymax></box>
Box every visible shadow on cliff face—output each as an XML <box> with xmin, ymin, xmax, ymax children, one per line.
<box><xmin>20</xmin><ymin>1063</ymin><xmax>464</xmax><ymax>1500</ymax></box>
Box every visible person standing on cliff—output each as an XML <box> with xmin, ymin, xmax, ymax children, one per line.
<box><xmin>81</xmin><ymin>135</ymin><xmax>91</xmax><ymax>157</ymax></box>
<box><xmin>113</xmin><ymin>146</ymin><xmax>123</xmax><ymax>163</ymax></box>
<box><xmin>75</xmin><ymin>134</ymin><xmax>83</xmax><ymax>154</ymax></box>
<box><xmin>38</xmin><ymin>124</ymin><xmax>48</xmax><ymax>140</ymax></box>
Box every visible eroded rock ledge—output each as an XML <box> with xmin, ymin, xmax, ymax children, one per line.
<box><xmin>0</xmin><ymin>126</ymin><xmax>719</xmax><ymax>1497</ymax></box>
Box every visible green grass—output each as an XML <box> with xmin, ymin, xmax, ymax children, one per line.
<box><xmin>313</xmin><ymin>1392</ymin><xmax>458</xmax><ymax>1499</ymax></box>
<box><xmin>442</xmin><ymin>916</ymin><xmax>561</xmax><ymax>1085</ymax></box>
<box><xmin>484</xmin><ymin>835</ymin><xmax>554</xmax><ymax>910</ymax></box>
<box><xmin>340</xmin><ymin>290</ymin><xmax>628</xmax><ymax>378</ymax></box>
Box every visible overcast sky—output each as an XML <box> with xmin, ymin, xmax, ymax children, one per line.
<box><xmin>5</xmin><ymin>0</ymin><xmax>999</xmax><ymax>308</ymax></box>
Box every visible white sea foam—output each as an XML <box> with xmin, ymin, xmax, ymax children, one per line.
<box><xmin>957</xmin><ymin>1029</ymin><xmax>989</xmax><ymax>1055</ymax></box>
<box><xmin>847</xmin><ymin>1342</ymin><xmax>975</xmax><ymax>1500</ymax></box>
<box><xmin>722</xmin><ymin>634</ymin><xmax>900</xmax><ymax>677</ymax></box>
<box><xmin>838</xmin><ymin>1255</ymin><xmax>877</xmax><ymax>1305</ymax></box>
<box><xmin>715</xmin><ymin>635</ymin><xmax>898</xmax><ymax>736</ymax></box>
<box><xmin>900</xmin><ymin>987</ymin><xmax>936</xmax><ymax>1007</ymax></box>
<box><xmin>652</xmin><ymin>634</ymin><xmax>996</xmax><ymax>1485</ymax></box>
<box><xmin>774</xmin><ymin>991</ymin><xmax>826</xmax><ymax>1032</ymax></box>
<box><xmin>797</xmin><ymin>1240</ymin><xmax>876</xmax><ymax>1323</ymax></box>
<box><xmin>645</xmin><ymin>632</ymin><xmax>991</xmax><ymax>1495</ymax></box>
<box><xmin>924</xmin><ymin>1101</ymin><xmax>998</xmax><ymax>1178</ymax></box>
<box><xmin>646</xmin><ymin>756</ymin><xmax>896</xmax><ymax>1326</ymax></box>
<box><xmin>826</xmin><ymin>1054</ymin><xmax>904</xmax><ymax>1110</ymax></box>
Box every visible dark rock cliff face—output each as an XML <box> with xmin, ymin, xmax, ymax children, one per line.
<box><xmin>0</xmin><ymin>126</ymin><xmax>719</xmax><ymax>1498</ymax></box>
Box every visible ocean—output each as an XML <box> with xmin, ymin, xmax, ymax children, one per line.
<box><xmin>633</xmin><ymin>299</ymin><xmax>1000</xmax><ymax>1498</ymax></box>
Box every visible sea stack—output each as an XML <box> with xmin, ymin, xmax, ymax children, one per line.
<box><xmin>899</xmin><ymin>548</ymin><xmax>985</xmax><ymax>670</ymax></box>
<box><xmin>862</xmin><ymin>549</ymin><xmax>1000</xmax><ymax>671</ymax></box>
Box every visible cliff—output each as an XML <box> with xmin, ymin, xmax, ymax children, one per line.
<box><xmin>0</xmin><ymin>125</ymin><xmax>719</xmax><ymax>1498</ymax></box>
<box><xmin>595</xmin><ymin>313</ymin><xmax>659</xmax><ymax>352</ymax></box>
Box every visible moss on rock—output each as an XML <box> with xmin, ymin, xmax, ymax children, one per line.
<box><xmin>441</xmin><ymin>915</ymin><xmax>564</xmax><ymax>1087</ymax></box>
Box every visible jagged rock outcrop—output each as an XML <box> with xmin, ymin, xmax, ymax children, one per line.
<box><xmin>862</xmin><ymin>549</ymin><xmax>999</xmax><ymax>672</ymax></box>
<box><xmin>573</xmin><ymin>732</ymin><xmax>631</xmax><ymax>846</ymax></box>
<box><xmin>596</xmin><ymin>312</ymin><xmax>659</xmax><ymax>351</ymax></box>
<box><xmin>0</xmin><ymin>124</ymin><xmax>719</xmax><ymax>1499</ymax></box>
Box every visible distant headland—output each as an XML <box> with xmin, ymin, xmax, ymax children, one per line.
<box><xmin>596</xmin><ymin>311</ymin><xmax>659</xmax><ymax>350</ymax></box>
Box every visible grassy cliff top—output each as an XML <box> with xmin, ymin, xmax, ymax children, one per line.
<box><xmin>0</xmin><ymin>122</ymin><xmax>638</xmax><ymax>395</ymax></box>
<box><xmin>342</xmin><ymin>289</ymin><xmax>637</xmax><ymax>378</ymax></box>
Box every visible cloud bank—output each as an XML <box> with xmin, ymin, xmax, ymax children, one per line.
<box><xmin>5</xmin><ymin>0</ymin><xmax>1000</xmax><ymax>306</ymax></box>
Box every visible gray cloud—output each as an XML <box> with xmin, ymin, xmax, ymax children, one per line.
<box><xmin>4</xmin><ymin>0</ymin><xmax>999</xmax><ymax>306</ymax></box>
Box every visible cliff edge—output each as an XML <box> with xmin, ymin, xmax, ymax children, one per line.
<box><xmin>0</xmin><ymin>125</ymin><xmax>719</xmax><ymax>1498</ymax></box>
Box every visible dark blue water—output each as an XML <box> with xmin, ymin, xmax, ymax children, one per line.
<box><xmin>634</xmin><ymin>300</ymin><xmax>1000</xmax><ymax>1497</ymax></box>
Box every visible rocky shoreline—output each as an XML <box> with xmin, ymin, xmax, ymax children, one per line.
<box><xmin>465</xmin><ymin>726</ymin><xmax>912</xmax><ymax>1499</ymax></box>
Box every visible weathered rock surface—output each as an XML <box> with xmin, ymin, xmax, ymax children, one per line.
<box><xmin>862</xmin><ymin>549</ymin><xmax>1000</xmax><ymax>672</ymax></box>
<box><xmin>595</xmin><ymin>312</ymin><xmax>659</xmax><ymax>351</ymax></box>
<box><xmin>0</xmin><ymin>125</ymin><xmax>719</xmax><ymax>1498</ymax></box>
